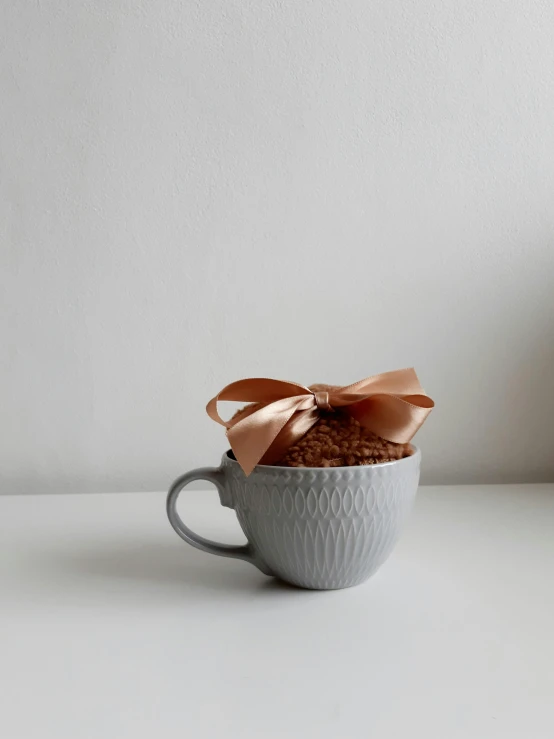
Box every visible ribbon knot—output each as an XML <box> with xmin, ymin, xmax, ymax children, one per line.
<box><xmin>206</xmin><ymin>368</ymin><xmax>434</xmax><ymax>476</ymax></box>
<box><xmin>313</xmin><ymin>390</ymin><xmax>332</xmax><ymax>411</ymax></box>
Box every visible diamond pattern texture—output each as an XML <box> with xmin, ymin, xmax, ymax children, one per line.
<box><xmin>220</xmin><ymin>451</ymin><xmax>421</xmax><ymax>590</ymax></box>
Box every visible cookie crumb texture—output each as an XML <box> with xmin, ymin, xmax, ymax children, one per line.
<box><xmin>278</xmin><ymin>410</ymin><xmax>412</xmax><ymax>468</ymax></box>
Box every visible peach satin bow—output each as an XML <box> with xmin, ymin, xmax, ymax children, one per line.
<box><xmin>206</xmin><ymin>368</ymin><xmax>434</xmax><ymax>476</ymax></box>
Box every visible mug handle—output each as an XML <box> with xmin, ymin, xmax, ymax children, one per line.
<box><xmin>166</xmin><ymin>467</ymin><xmax>273</xmax><ymax>576</ymax></box>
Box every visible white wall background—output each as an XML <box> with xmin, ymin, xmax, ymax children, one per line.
<box><xmin>2</xmin><ymin>1</ymin><xmax>554</xmax><ymax>494</ymax></box>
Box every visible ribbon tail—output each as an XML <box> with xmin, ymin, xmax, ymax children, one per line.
<box><xmin>227</xmin><ymin>395</ymin><xmax>314</xmax><ymax>475</ymax></box>
<box><xmin>259</xmin><ymin>408</ymin><xmax>320</xmax><ymax>466</ymax></box>
<box><xmin>348</xmin><ymin>394</ymin><xmax>434</xmax><ymax>444</ymax></box>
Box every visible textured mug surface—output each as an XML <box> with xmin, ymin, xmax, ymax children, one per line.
<box><xmin>167</xmin><ymin>448</ymin><xmax>421</xmax><ymax>590</ymax></box>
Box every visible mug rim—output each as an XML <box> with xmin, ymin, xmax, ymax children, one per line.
<box><xmin>224</xmin><ymin>445</ymin><xmax>420</xmax><ymax>472</ymax></box>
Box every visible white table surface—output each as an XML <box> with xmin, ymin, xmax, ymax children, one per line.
<box><xmin>2</xmin><ymin>484</ymin><xmax>554</xmax><ymax>739</ymax></box>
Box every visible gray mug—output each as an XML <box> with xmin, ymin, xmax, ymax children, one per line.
<box><xmin>167</xmin><ymin>448</ymin><xmax>421</xmax><ymax>590</ymax></box>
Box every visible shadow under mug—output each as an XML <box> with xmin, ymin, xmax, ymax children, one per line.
<box><xmin>167</xmin><ymin>448</ymin><xmax>421</xmax><ymax>590</ymax></box>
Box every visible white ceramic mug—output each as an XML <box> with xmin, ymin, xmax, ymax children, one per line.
<box><xmin>167</xmin><ymin>448</ymin><xmax>421</xmax><ymax>590</ymax></box>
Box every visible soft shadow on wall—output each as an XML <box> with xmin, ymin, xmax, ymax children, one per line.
<box><xmin>420</xmin><ymin>250</ymin><xmax>554</xmax><ymax>486</ymax></box>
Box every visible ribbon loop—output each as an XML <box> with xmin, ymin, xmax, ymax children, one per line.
<box><xmin>206</xmin><ymin>368</ymin><xmax>434</xmax><ymax>476</ymax></box>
